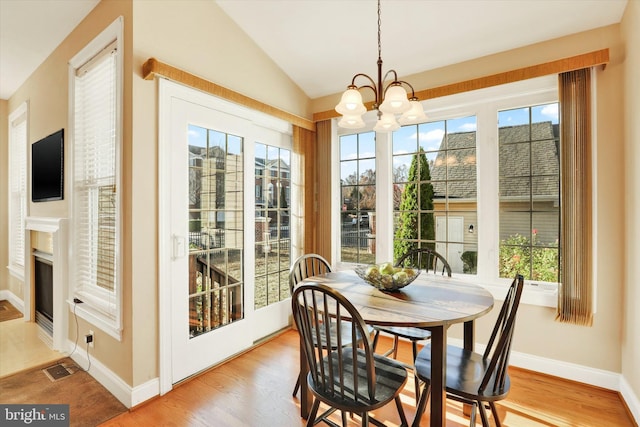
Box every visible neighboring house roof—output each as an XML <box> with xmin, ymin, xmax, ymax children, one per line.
<box><xmin>430</xmin><ymin>122</ymin><xmax>559</xmax><ymax>200</ymax></box>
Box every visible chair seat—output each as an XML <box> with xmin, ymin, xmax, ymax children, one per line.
<box><xmin>374</xmin><ymin>325</ymin><xmax>431</xmax><ymax>341</ymax></box>
<box><xmin>309</xmin><ymin>348</ymin><xmax>408</xmax><ymax>411</ymax></box>
<box><xmin>414</xmin><ymin>343</ymin><xmax>511</xmax><ymax>402</ymax></box>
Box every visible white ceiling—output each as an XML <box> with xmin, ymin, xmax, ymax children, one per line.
<box><xmin>0</xmin><ymin>0</ymin><xmax>100</xmax><ymax>100</ymax></box>
<box><xmin>0</xmin><ymin>0</ymin><xmax>628</xmax><ymax>101</ymax></box>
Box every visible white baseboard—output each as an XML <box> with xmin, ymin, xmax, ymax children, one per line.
<box><xmin>0</xmin><ymin>290</ymin><xmax>24</xmax><ymax>314</ymax></box>
<box><xmin>131</xmin><ymin>377</ymin><xmax>161</xmax><ymax>408</ymax></box>
<box><xmin>621</xmin><ymin>376</ymin><xmax>640</xmax><ymax>425</ymax></box>
<box><xmin>66</xmin><ymin>339</ymin><xmax>160</xmax><ymax>408</ymax></box>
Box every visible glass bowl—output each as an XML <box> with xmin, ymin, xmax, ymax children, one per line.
<box><xmin>354</xmin><ymin>263</ymin><xmax>420</xmax><ymax>292</ymax></box>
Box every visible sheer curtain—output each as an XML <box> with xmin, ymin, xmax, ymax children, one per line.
<box><xmin>557</xmin><ymin>68</ymin><xmax>593</xmax><ymax>326</ymax></box>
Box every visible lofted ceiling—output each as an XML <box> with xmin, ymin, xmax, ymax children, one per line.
<box><xmin>0</xmin><ymin>0</ymin><xmax>628</xmax><ymax>101</ymax></box>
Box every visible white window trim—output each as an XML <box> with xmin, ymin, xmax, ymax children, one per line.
<box><xmin>8</xmin><ymin>101</ymin><xmax>28</xmax><ymax>281</ymax></box>
<box><xmin>67</xmin><ymin>16</ymin><xmax>123</xmax><ymax>340</ymax></box>
<box><xmin>333</xmin><ymin>75</ymin><xmax>565</xmax><ymax>307</ymax></box>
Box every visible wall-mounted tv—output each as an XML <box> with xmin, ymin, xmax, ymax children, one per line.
<box><xmin>32</xmin><ymin>129</ymin><xmax>64</xmax><ymax>202</ymax></box>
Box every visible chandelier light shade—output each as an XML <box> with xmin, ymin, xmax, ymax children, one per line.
<box><xmin>335</xmin><ymin>87</ymin><xmax>367</xmax><ymax>116</ymax></box>
<box><xmin>335</xmin><ymin>0</ymin><xmax>426</xmax><ymax>132</ymax></box>
<box><xmin>338</xmin><ymin>114</ymin><xmax>366</xmax><ymax>129</ymax></box>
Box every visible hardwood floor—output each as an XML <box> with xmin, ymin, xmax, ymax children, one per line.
<box><xmin>101</xmin><ymin>329</ymin><xmax>636</xmax><ymax>427</ymax></box>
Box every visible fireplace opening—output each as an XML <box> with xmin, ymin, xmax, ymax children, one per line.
<box><xmin>34</xmin><ymin>254</ymin><xmax>54</xmax><ymax>337</ymax></box>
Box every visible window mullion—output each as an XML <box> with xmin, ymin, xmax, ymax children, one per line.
<box><xmin>476</xmin><ymin>104</ymin><xmax>500</xmax><ymax>282</ymax></box>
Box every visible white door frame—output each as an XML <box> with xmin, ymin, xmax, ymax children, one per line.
<box><xmin>158</xmin><ymin>79</ymin><xmax>294</xmax><ymax>394</ymax></box>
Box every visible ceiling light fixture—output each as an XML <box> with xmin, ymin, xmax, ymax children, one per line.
<box><xmin>335</xmin><ymin>0</ymin><xmax>426</xmax><ymax>132</ymax></box>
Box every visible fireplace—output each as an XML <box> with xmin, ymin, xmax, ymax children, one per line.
<box><xmin>34</xmin><ymin>252</ymin><xmax>54</xmax><ymax>337</ymax></box>
<box><xmin>24</xmin><ymin>217</ymin><xmax>68</xmax><ymax>351</ymax></box>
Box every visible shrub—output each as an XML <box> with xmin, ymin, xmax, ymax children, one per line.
<box><xmin>499</xmin><ymin>233</ymin><xmax>559</xmax><ymax>282</ymax></box>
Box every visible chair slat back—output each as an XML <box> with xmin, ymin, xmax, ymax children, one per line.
<box><xmin>289</xmin><ymin>254</ymin><xmax>332</xmax><ymax>294</ymax></box>
<box><xmin>479</xmin><ymin>274</ymin><xmax>524</xmax><ymax>394</ymax></box>
<box><xmin>292</xmin><ymin>283</ymin><xmax>377</xmax><ymax>402</ymax></box>
<box><xmin>396</xmin><ymin>247</ymin><xmax>452</xmax><ymax>277</ymax></box>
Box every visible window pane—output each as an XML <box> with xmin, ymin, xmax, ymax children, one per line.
<box><xmin>498</xmin><ymin>103</ymin><xmax>559</xmax><ymax>282</ymax></box>
<box><xmin>339</xmin><ymin>132</ymin><xmax>376</xmax><ymax>264</ymax></box>
<box><xmin>394</xmin><ymin>116</ymin><xmax>477</xmax><ymax>274</ymax></box>
<box><xmin>254</xmin><ymin>143</ymin><xmax>292</xmax><ymax>308</ymax></box>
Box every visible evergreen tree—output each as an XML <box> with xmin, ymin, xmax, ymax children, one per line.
<box><xmin>394</xmin><ymin>149</ymin><xmax>435</xmax><ymax>263</ymax></box>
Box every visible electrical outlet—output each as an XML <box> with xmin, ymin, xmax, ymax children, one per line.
<box><xmin>85</xmin><ymin>330</ymin><xmax>94</xmax><ymax>348</ymax></box>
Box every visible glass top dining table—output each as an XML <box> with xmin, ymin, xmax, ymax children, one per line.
<box><xmin>295</xmin><ymin>270</ymin><xmax>495</xmax><ymax>427</ymax></box>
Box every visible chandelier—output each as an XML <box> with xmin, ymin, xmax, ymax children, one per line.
<box><xmin>335</xmin><ymin>0</ymin><xmax>426</xmax><ymax>132</ymax></box>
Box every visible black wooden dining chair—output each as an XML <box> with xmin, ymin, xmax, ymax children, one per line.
<box><xmin>411</xmin><ymin>274</ymin><xmax>524</xmax><ymax>427</ymax></box>
<box><xmin>292</xmin><ymin>282</ymin><xmax>409</xmax><ymax>427</ymax></box>
<box><xmin>289</xmin><ymin>253</ymin><xmax>373</xmax><ymax>397</ymax></box>
<box><xmin>371</xmin><ymin>247</ymin><xmax>452</xmax><ymax>401</ymax></box>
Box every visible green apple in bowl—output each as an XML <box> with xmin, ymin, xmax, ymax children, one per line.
<box><xmin>393</xmin><ymin>271</ymin><xmax>409</xmax><ymax>284</ymax></box>
<box><xmin>379</xmin><ymin>262</ymin><xmax>395</xmax><ymax>276</ymax></box>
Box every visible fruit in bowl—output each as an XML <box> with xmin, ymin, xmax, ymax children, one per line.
<box><xmin>355</xmin><ymin>263</ymin><xmax>420</xmax><ymax>292</ymax></box>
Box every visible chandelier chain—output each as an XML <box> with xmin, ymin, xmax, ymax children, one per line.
<box><xmin>377</xmin><ymin>0</ymin><xmax>382</xmax><ymax>60</ymax></box>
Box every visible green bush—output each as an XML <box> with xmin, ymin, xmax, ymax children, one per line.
<box><xmin>499</xmin><ymin>234</ymin><xmax>559</xmax><ymax>282</ymax></box>
<box><xmin>394</xmin><ymin>150</ymin><xmax>434</xmax><ymax>261</ymax></box>
<box><xmin>461</xmin><ymin>251</ymin><xmax>477</xmax><ymax>274</ymax></box>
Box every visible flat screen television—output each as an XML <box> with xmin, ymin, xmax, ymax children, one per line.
<box><xmin>32</xmin><ymin>129</ymin><xmax>64</xmax><ymax>202</ymax></box>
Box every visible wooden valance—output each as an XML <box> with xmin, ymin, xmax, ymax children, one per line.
<box><xmin>313</xmin><ymin>49</ymin><xmax>609</xmax><ymax>122</ymax></box>
<box><xmin>142</xmin><ymin>58</ymin><xmax>315</xmax><ymax>131</ymax></box>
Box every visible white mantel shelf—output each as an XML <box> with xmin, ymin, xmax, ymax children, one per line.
<box><xmin>25</xmin><ymin>216</ymin><xmax>67</xmax><ymax>233</ymax></box>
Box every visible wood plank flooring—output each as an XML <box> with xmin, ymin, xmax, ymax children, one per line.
<box><xmin>102</xmin><ymin>329</ymin><xmax>636</xmax><ymax>427</ymax></box>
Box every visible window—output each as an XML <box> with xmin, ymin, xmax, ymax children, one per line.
<box><xmin>8</xmin><ymin>102</ymin><xmax>28</xmax><ymax>280</ymax></box>
<box><xmin>339</xmin><ymin>131</ymin><xmax>376</xmax><ymax>264</ymax></box>
<box><xmin>69</xmin><ymin>18</ymin><xmax>123</xmax><ymax>337</ymax></box>
<box><xmin>498</xmin><ymin>105</ymin><xmax>560</xmax><ymax>282</ymax></box>
<box><xmin>188</xmin><ymin>125</ymin><xmax>244</xmax><ymax>335</ymax></box>
<box><xmin>335</xmin><ymin>76</ymin><xmax>560</xmax><ymax>304</ymax></box>
<box><xmin>393</xmin><ymin>117</ymin><xmax>478</xmax><ymax>274</ymax></box>
<box><xmin>254</xmin><ymin>143</ymin><xmax>291</xmax><ymax>307</ymax></box>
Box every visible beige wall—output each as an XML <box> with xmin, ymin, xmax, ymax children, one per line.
<box><xmin>1</xmin><ymin>99</ymin><xmax>8</xmax><ymax>292</ymax></box>
<box><xmin>621</xmin><ymin>0</ymin><xmax>640</xmax><ymax>401</ymax></box>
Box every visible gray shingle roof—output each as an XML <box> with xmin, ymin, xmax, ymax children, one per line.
<box><xmin>430</xmin><ymin>122</ymin><xmax>559</xmax><ymax>200</ymax></box>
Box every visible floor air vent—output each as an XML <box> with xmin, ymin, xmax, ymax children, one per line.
<box><xmin>43</xmin><ymin>363</ymin><xmax>74</xmax><ymax>382</ymax></box>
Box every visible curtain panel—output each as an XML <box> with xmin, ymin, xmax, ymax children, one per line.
<box><xmin>557</xmin><ymin>68</ymin><xmax>593</xmax><ymax>326</ymax></box>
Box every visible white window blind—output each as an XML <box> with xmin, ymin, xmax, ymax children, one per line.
<box><xmin>8</xmin><ymin>103</ymin><xmax>28</xmax><ymax>278</ymax></box>
<box><xmin>70</xmin><ymin>18</ymin><xmax>122</xmax><ymax>334</ymax></box>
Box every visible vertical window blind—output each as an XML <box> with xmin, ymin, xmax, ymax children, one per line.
<box><xmin>9</xmin><ymin>104</ymin><xmax>28</xmax><ymax>275</ymax></box>
<box><xmin>72</xmin><ymin>41</ymin><xmax>120</xmax><ymax>321</ymax></box>
<box><xmin>557</xmin><ymin>68</ymin><xmax>593</xmax><ymax>326</ymax></box>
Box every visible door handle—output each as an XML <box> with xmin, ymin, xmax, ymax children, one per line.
<box><xmin>172</xmin><ymin>235</ymin><xmax>187</xmax><ymax>259</ymax></box>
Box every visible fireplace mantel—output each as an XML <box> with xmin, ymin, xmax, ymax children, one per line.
<box><xmin>24</xmin><ymin>217</ymin><xmax>68</xmax><ymax>351</ymax></box>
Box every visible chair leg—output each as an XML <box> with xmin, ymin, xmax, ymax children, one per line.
<box><xmin>392</xmin><ymin>336</ymin><xmax>399</xmax><ymax>359</ymax></box>
<box><xmin>477</xmin><ymin>400</ymin><xmax>490</xmax><ymax>427</ymax></box>
<box><xmin>468</xmin><ymin>402</ymin><xmax>477</xmax><ymax>427</ymax></box>
<box><xmin>412</xmin><ymin>341</ymin><xmax>420</xmax><ymax>402</ymax></box>
<box><xmin>362</xmin><ymin>412</ymin><xmax>369</xmax><ymax>427</ymax></box>
<box><xmin>489</xmin><ymin>402</ymin><xmax>502</xmax><ymax>427</ymax></box>
<box><xmin>394</xmin><ymin>395</ymin><xmax>409</xmax><ymax>427</ymax></box>
<box><xmin>341</xmin><ymin>410</ymin><xmax>348</xmax><ymax>427</ymax></box>
<box><xmin>292</xmin><ymin>373</ymin><xmax>300</xmax><ymax>397</ymax></box>
<box><xmin>306</xmin><ymin>399</ymin><xmax>321</xmax><ymax>427</ymax></box>
<box><xmin>411</xmin><ymin>382</ymin><xmax>431</xmax><ymax>427</ymax></box>
<box><xmin>372</xmin><ymin>330</ymin><xmax>381</xmax><ymax>352</ymax></box>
